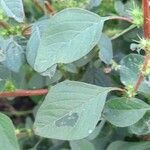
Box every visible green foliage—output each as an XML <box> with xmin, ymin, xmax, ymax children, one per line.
<box><xmin>0</xmin><ymin>0</ymin><xmax>25</xmax><ymax>22</ymax></box>
<box><xmin>0</xmin><ymin>113</ymin><xmax>20</xmax><ymax>150</ymax></box>
<box><xmin>131</xmin><ymin>6</ymin><xmax>143</xmax><ymax>28</ymax></box>
<box><xmin>4</xmin><ymin>80</ymin><xmax>16</xmax><ymax>92</ymax></box>
<box><xmin>52</xmin><ymin>0</ymin><xmax>88</xmax><ymax>10</ymax></box>
<box><xmin>0</xmin><ymin>0</ymin><xmax>150</xmax><ymax>149</ymax></box>
<box><xmin>104</xmin><ymin>97</ymin><xmax>150</xmax><ymax>127</ymax></box>
<box><xmin>98</xmin><ymin>33</ymin><xmax>113</xmax><ymax>64</ymax></box>
<box><xmin>70</xmin><ymin>139</ymin><xmax>95</xmax><ymax>150</ymax></box>
<box><xmin>107</xmin><ymin>141</ymin><xmax>150</xmax><ymax>150</ymax></box>
<box><xmin>32</xmin><ymin>8</ymin><xmax>106</xmax><ymax>73</ymax></box>
<box><xmin>34</xmin><ymin>80</ymin><xmax>114</xmax><ymax>140</ymax></box>
<box><xmin>129</xmin><ymin>111</ymin><xmax>150</xmax><ymax>135</ymax></box>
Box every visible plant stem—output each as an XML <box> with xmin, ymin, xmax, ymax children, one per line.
<box><xmin>109</xmin><ymin>16</ymin><xmax>133</xmax><ymax>23</ymax></box>
<box><xmin>133</xmin><ymin>0</ymin><xmax>150</xmax><ymax>93</ymax></box>
<box><xmin>0</xmin><ymin>21</ymin><xmax>9</xmax><ymax>29</ymax></box>
<box><xmin>22</xmin><ymin>25</ymin><xmax>32</xmax><ymax>36</ymax></box>
<box><xmin>44</xmin><ymin>0</ymin><xmax>55</xmax><ymax>15</ymax></box>
<box><xmin>0</xmin><ymin>89</ymin><xmax>48</xmax><ymax>98</ymax></box>
<box><xmin>111</xmin><ymin>25</ymin><xmax>136</xmax><ymax>40</ymax></box>
<box><xmin>33</xmin><ymin>0</ymin><xmax>45</xmax><ymax>12</ymax></box>
<box><xmin>142</xmin><ymin>0</ymin><xmax>150</xmax><ymax>38</ymax></box>
<box><xmin>31</xmin><ymin>138</ymin><xmax>44</xmax><ymax>149</ymax></box>
<box><xmin>134</xmin><ymin>54</ymin><xmax>150</xmax><ymax>92</ymax></box>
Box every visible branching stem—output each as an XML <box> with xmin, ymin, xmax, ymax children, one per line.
<box><xmin>133</xmin><ymin>0</ymin><xmax>150</xmax><ymax>93</ymax></box>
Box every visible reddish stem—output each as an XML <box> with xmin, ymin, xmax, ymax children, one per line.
<box><xmin>109</xmin><ymin>16</ymin><xmax>133</xmax><ymax>23</ymax></box>
<box><xmin>142</xmin><ymin>0</ymin><xmax>150</xmax><ymax>38</ymax></box>
<box><xmin>0</xmin><ymin>89</ymin><xmax>48</xmax><ymax>98</ymax></box>
<box><xmin>0</xmin><ymin>21</ymin><xmax>9</xmax><ymax>29</ymax></box>
<box><xmin>44</xmin><ymin>0</ymin><xmax>55</xmax><ymax>15</ymax></box>
<box><xmin>133</xmin><ymin>0</ymin><xmax>150</xmax><ymax>93</ymax></box>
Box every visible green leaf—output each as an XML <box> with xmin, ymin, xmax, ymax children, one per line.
<box><xmin>129</xmin><ymin>111</ymin><xmax>150</xmax><ymax>135</ymax></box>
<box><xmin>82</xmin><ymin>66</ymin><xmax>113</xmax><ymax>87</ymax></box>
<box><xmin>28</xmin><ymin>73</ymin><xmax>47</xmax><ymax>89</ymax></box>
<box><xmin>120</xmin><ymin>54</ymin><xmax>150</xmax><ymax>94</ymax></box>
<box><xmin>114</xmin><ymin>1</ymin><xmax>127</xmax><ymax>16</ymax></box>
<box><xmin>0</xmin><ymin>49</ymin><xmax>5</xmax><ymax>62</ymax></box>
<box><xmin>34</xmin><ymin>80</ymin><xmax>114</xmax><ymax>140</ymax></box>
<box><xmin>107</xmin><ymin>141</ymin><xmax>150</xmax><ymax>150</ymax></box>
<box><xmin>120</xmin><ymin>54</ymin><xmax>144</xmax><ymax>86</ymax></box>
<box><xmin>0</xmin><ymin>0</ymin><xmax>25</xmax><ymax>22</ymax></box>
<box><xmin>0</xmin><ymin>113</ymin><xmax>19</xmax><ymax>150</ymax></box>
<box><xmin>74</xmin><ymin>51</ymin><xmax>95</xmax><ymax>67</ymax></box>
<box><xmin>89</xmin><ymin>0</ymin><xmax>102</xmax><ymax>8</ymax></box>
<box><xmin>62</xmin><ymin>63</ymin><xmax>78</xmax><ymax>74</ymax></box>
<box><xmin>26</xmin><ymin>19</ymin><xmax>50</xmax><ymax>68</ymax></box>
<box><xmin>70</xmin><ymin>139</ymin><xmax>95</xmax><ymax>150</ymax></box>
<box><xmin>103</xmin><ymin>97</ymin><xmax>150</xmax><ymax>127</ymax></box>
<box><xmin>0</xmin><ymin>65</ymin><xmax>27</xmax><ymax>91</ymax></box>
<box><xmin>98</xmin><ymin>34</ymin><xmax>113</xmax><ymax>64</ymax></box>
<box><xmin>0</xmin><ymin>64</ymin><xmax>11</xmax><ymax>80</ymax></box>
<box><xmin>34</xmin><ymin>8</ymin><xmax>106</xmax><ymax>73</ymax></box>
<box><xmin>0</xmin><ymin>37</ymin><xmax>24</xmax><ymax>72</ymax></box>
<box><xmin>28</xmin><ymin>70</ymin><xmax>62</xmax><ymax>89</ymax></box>
<box><xmin>26</xmin><ymin>18</ymin><xmax>57</xmax><ymax>77</ymax></box>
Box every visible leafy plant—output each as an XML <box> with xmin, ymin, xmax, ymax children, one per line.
<box><xmin>0</xmin><ymin>0</ymin><xmax>150</xmax><ymax>149</ymax></box>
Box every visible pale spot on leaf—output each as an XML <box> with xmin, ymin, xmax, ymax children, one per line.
<box><xmin>88</xmin><ymin>129</ymin><xmax>93</xmax><ymax>134</ymax></box>
<box><xmin>55</xmin><ymin>113</ymin><xmax>79</xmax><ymax>127</ymax></box>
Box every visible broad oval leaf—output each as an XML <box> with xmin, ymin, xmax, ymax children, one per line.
<box><xmin>98</xmin><ymin>34</ymin><xmax>113</xmax><ymax>64</ymax></box>
<box><xmin>34</xmin><ymin>80</ymin><xmax>114</xmax><ymax>140</ymax></box>
<box><xmin>103</xmin><ymin>97</ymin><xmax>150</xmax><ymax>127</ymax></box>
<box><xmin>107</xmin><ymin>141</ymin><xmax>150</xmax><ymax>150</ymax></box>
<box><xmin>0</xmin><ymin>113</ymin><xmax>19</xmax><ymax>150</ymax></box>
<box><xmin>34</xmin><ymin>8</ymin><xmax>106</xmax><ymax>73</ymax></box>
<box><xmin>0</xmin><ymin>0</ymin><xmax>25</xmax><ymax>22</ymax></box>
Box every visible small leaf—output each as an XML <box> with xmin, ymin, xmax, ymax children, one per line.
<box><xmin>70</xmin><ymin>139</ymin><xmax>95</xmax><ymax>150</ymax></box>
<box><xmin>107</xmin><ymin>141</ymin><xmax>150</xmax><ymax>150</ymax></box>
<box><xmin>34</xmin><ymin>8</ymin><xmax>106</xmax><ymax>73</ymax></box>
<box><xmin>98</xmin><ymin>34</ymin><xmax>113</xmax><ymax>64</ymax></box>
<box><xmin>114</xmin><ymin>1</ymin><xmax>126</xmax><ymax>16</ymax></box>
<box><xmin>0</xmin><ymin>113</ymin><xmax>19</xmax><ymax>150</ymax></box>
<box><xmin>120</xmin><ymin>54</ymin><xmax>144</xmax><ymax>85</ymax></box>
<box><xmin>0</xmin><ymin>0</ymin><xmax>25</xmax><ymax>22</ymax></box>
<box><xmin>34</xmin><ymin>80</ymin><xmax>114</xmax><ymax>140</ymax></box>
<box><xmin>120</xmin><ymin>54</ymin><xmax>150</xmax><ymax>94</ymax></box>
<box><xmin>104</xmin><ymin>97</ymin><xmax>150</xmax><ymax>127</ymax></box>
